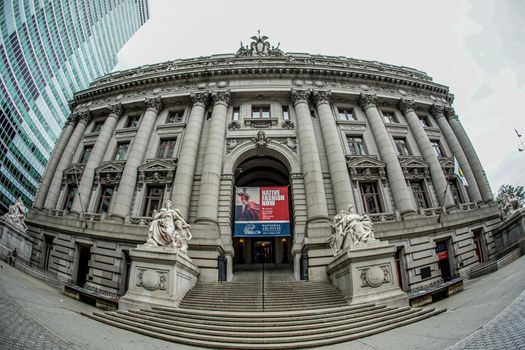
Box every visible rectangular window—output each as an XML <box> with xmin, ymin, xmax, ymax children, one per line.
<box><xmin>252</xmin><ymin>106</ymin><xmax>270</xmax><ymax>119</ymax></box>
<box><xmin>347</xmin><ymin>136</ymin><xmax>366</xmax><ymax>155</ymax></box>
<box><xmin>338</xmin><ymin>108</ymin><xmax>355</xmax><ymax>121</ymax></box>
<box><xmin>206</xmin><ymin>111</ymin><xmax>212</xmax><ymax>120</ymax></box>
<box><xmin>80</xmin><ymin>145</ymin><xmax>93</xmax><ymax>163</ymax></box>
<box><xmin>394</xmin><ymin>138</ymin><xmax>410</xmax><ymax>156</ymax></box>
<box><xmin>282</xmin><ymin>105</ymin><xmax>289</xmax><ymax>120</ymax></box>
<box><xmin>360</xmin><ymin>182</ymin><xmax>383</xmax><ymax>214</ymax></box>
<box><xmin>114</xmin><ymin>142</ymin><xmax>130</xmax><ymax>161</ymax></box>
<box><xmin>158</xmin><ymin>139</ymin><xmax>177</xmax><ymax>159</ymax></box>
<box><xmin>232</xmin><ymin>107</ymin><xmax>240</xmax><ymax>121</ymax></box>
<box><xmin>382</xmin><ymin>111</ymin><xmax>397</xmax><ymax>124</ymax></box>
<box><xmin>91</xmin><ymin>120</ymin><xmax>104</xmax><ymax>133</ymax></box>
<box><xmin>431</xmin><ymin>140</ymin><xmax>445</xmax><ymax>157</ymax></box>
<box><xmin>419</xmin><ymin>115</ymin><xmax>431</xmax><ymax>128</ymax></box>
<box><xmin>143</xmin><ymin>187</ymin><xmax>164</xmax><ymax>217</ymax></box>
<box><xmin>410</xmin><ymin>181</ymin><xmax>429</xmax><ymax>208</ymax></box>
<box><xmin>125</xmin><ymin>115</ymin><xmax>140</xmax><ymax>128</ymax></box>
<box><xmin>97</xmin><ymin>186</ymin><xmax>114</xmax><ymax>214</ymax></box>
<box><xmin>449</xmin><ymin>180</ymin><xmax>464</xmax><ymax>205</ymax></box>
<box><xmin>166</xmin><ymin>110</ymin><xmax>183</xmax><ymax>123</ymax></box>
<box><xmin>62</xmin><ymin>185</ymin><xmax>77</xmax><ymax>211</ymax></box>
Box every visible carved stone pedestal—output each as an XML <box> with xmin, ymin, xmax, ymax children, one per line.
<box><xmin>327</xmin><ymin>241</ymin><xmax>408</xmax><ymax>307</ymax></box>
<box><xmin>0</xmin><ymin>218</ymin><xmax>33</xmax><ymax>265</ymax></box>
<box><xmin>119</xmin><ymin>246</ymin><xmax>199</xmax><ymax>310</ymax></box>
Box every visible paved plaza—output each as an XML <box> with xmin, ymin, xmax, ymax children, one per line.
<box><xmin>0</xmin><ymin>256</ymin><xmax>524</xmax><ymax>350</ymax></box>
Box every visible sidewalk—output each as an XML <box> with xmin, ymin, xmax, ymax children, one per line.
<box><xmin>0</xmin><ymin>256</ymin><xmax>524</xmax><ymax>350</ymax></box>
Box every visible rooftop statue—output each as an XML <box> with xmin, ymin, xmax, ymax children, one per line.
<box><xmin>143</xmin><ymin>200</ymin><xmax>192</xmax><ymax>253</ymax></box>
<box><xmin>1</xmin><ymin>198</ymin><xmax>27</xmax><ymax>231</ymax></box>
<box><xmin>499</xmin><ymin>192</ymin><xmax>521</xmax><ymax>219</ymax></box>
<box><xmin>328</xmin><ymin>204</ymin><xmax>376</xmax><ymax>255</ymax></box>
<box><xmin>235</xmin><ymin>30</ymin><xmax>286</xmax><ymax>58</ymax></box>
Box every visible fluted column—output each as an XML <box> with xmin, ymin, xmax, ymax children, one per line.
<box><xmin>33</xmin><ymin>115</ymin><xmax>77</xmax><ymax>209</ymax></box>
<box><xmin>110</xmin><ymin>97</ymin><xmax>162</xmax><ymax>221</ymax></box>
<box><xmin>44</xmin><ymin>111</ymin><xmax>91</xmax><ymax>210</ymax></box>
<box><xmin>313</xmin><ymin>90</ymin><xmax>355</xmax><ymax>212</ymax></box>
<box><xmin>171</xmin><ymin>92</ymin><xmax>209</xmax><ymax>219</ymax></box>
<box><xmin>431</xmin><ymin>105</ymin><xmax>482</xmax><ymax>203</ymax></box>
<box><xmin>445</xmin><ymin>108</ymin><xmax>493</xmax><ymax>202</ymax></box>
<box><xmin>399</xmin><ymin>99</ymin><xmax>455</xmax><ymax>208</ymax></box>
<box><xmin>292</xmin><ymin>89</ymin><xmax>329</xmax><ymax>222</ymax></box>
<box><xmin>195</xmin><ymin>90</ymin><xmax>230</xmax><ymax>224</ymax></box>
<box><xmin>359</xmin><ymin>94</ymin><xmax>415</xmax><ymax>215</ymax></box>
<box><xmin>70</xmin><ymin>104</ymin><xmax>123</xmax><ymax>215</ymax></box>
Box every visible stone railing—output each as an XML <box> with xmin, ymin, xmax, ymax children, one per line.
<box><xmin>420</xmin><ymin>207</ymin><xmax>443</xmax><ymax>217</ymax></box>
<box><xmin>82</xmin><ymin>213</ymin><xmax>104</xmax><ymax>222</ymax></box>
<box><xmin>460</xmin><ymin>202</ymin><xmax>477</xmax><ymax>211</ymax></box>
<box><xmin>48</xmin><ymin>209</ymin><xmax>65</xmax><ymax>217</ymax></box>
<box><xmin>127</xmin><ymin>216</ymin><xmax>153</xmax><ymax>226</ymax></box>
<box><xmin>369</xmin><ymin>212</ymin><xmax>397</xmax><ymax>223</ymax></box>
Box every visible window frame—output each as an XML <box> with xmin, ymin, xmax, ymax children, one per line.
<box><xmin>282</xmin><ymin>105</ymin><xmax>289</xmax><ymax>120</ymax></box>
<box><xmin>430</xmin><ymin>140</ymin><xmax>445</xmax><ymax>157</ymax></box>
<box><xmin>232</xmin><ymin>106</ymin><xmax>240</xmax><ymax>121</ymax></box>
<box><xmin>166</xmin><ymin>110</ymin><xmax>184</xmax><ymax>124</ymax></box>
<box><xmin>359</xmin><ymin>181</ymin><xmax>384</xmax><ymax>214</ymax></box>
<box><xmin>125</xmin><ymin>114</ymin><xmax>140</xmax><ymax>128</ymax></box>
<box><xmin>337</xmin><ymin>107</ymin><xmax>356</xmax><ymax>121</ymax></box>
<box><xmin>157</xmin><ymin>138</ymin><xmax>177</xmax><ymax>159</ymax></box>
<box><xmin>79</xmin><ymin>145</ymin><xmax>93</xmax><ymax>163</ymax></box>
<box><xmin>251</xmin><ymin>105</ymin><xmax>271</xmax><ymax>119</ymax></box>
<box><xmin>96</xmin><ymin>186</ymin><xmax>114</xmax><ymax>214</ymax></box>
<box><xmin>143</xmin><ymin>186</ymin><xmax>165</xmax><ymax>217</ymax></box>
<box><xmin>91</xmin><ymin>120</ymin><xmax>104</xmax><ymax>133</ymax></box>
<box><xmin>347</xmin><ymin>135</ymin><xmax>367</xmax><ymax>155</ymax></box>
<box><xmin>62</xmin><ymin>185</ymin><xmax>77</xmax><ymax>211</ymax></box>
<box><xmin>418</xmin><ymin>114</ymin><xmax>431</xmax><ymax>128</ymax></box>
<box><xmin>382</xmin><ymin>110</ymin><xmax>397</xmax><ymax>124</ymax></box>
<box><xmin>114</xmin><ymin>142</ymin><xmax>130</xmax><ymax>161</ymax></box>
<box><xmin>394</xmin><ymin>137</ymin><xmax>411</xmax><ymax>156</ymax></box>
<box><xmin>410</xmin><ymin>181</ymin><xmax>430</xmax><ymax>209</ymax></box>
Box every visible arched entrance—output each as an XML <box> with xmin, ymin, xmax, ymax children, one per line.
<box><xmin>232</xmin><ymin>155</ymin><xmax>293</xmax><ymax>272</ymax></box>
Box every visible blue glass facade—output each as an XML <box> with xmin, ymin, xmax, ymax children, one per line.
<box><xmin>0</xmin><ymin>0</ymin><xmax>150</xmax><ymax>213</ymax></box>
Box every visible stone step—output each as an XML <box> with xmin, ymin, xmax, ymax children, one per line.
<box><xmin>83</xmin><ymin>307</ymin><xmax>445</xmax><ymax>349</ymax></box>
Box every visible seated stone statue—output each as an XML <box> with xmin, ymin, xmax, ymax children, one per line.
<box><xmin>500</xmin><ymin>192</ymin><xmax>521</xmax><ymax>218</ymax></box>
<box><xmin>143</xmin><ymin>200</ymin><xmax>192</xmax><ymax>253</ymax></box>
<box><xmin>2</xmin><ymin>198</ymin><xmax>27</xmax><ymax>231</ymax></box>
<box><xmin>328</xmin><ymin>204</ymin><xmax>376</xmax><ymax>255</ymax></box>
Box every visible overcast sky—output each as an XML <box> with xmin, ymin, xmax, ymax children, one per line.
<box><xmin>115</xmin><ymin>0</ymin><xmax>525</xmax><ymax>194</ymax></box>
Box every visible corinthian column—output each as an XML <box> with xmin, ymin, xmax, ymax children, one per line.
<box><xmin>313</xmin><ymin>90</ymin><xmax>355</xmax><ymax>212</ymax></box>
<box><xmin>171</xmin><ymin>92</ymin><xmax>209</xmax><ymax>219</ymax></box>
<box><xmin>399</xmin><ymin>99</ymin><xmax>455</xmax><ymax>208</ymax></box>
<box><xmin>110</xmin><ymin>97</ymin><xmax>162</xmax><ymax>221</ymax></box>
<box><xmin>44</xmin><ymin>111</ymin><xmax>91</xmax><ymax>210</ymax></box>
<box><xmin>359</xmin><ymin>94</ymin><xmax>415</xmax><ymax>215</ymax></box>
<box><xmin>34</xmin><ymin>115</ymin><xmax>77</xmax><ymax>209</ymax></box>
<box><xmin>432</xmin><ymin>105</ymin><xmax>482</xmax><ymax>203</ymax></box>
<box><xmin>445</xmin><ymin>108</ymin><xmax>493</xmax><ymax>202</ymax></box>
<box><xmin>195</xmin><ymin>90</ymin><xmax>230</xmax><ymax>224</ymax></box>
<box><xmin>70</xmin><ymin>104</ymin><xmax>123</xmax><ymax>215</ymax></box>
<box><xmin>292</xmin><ymin>89</ymin><xmax>329</xmax><ymax>222</ymax></box>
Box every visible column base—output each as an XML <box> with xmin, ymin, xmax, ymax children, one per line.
<box><xmin>119</xmin><ymin>246</ymin><xmax>199</xmax><ymax>310</ymax></box>
<box><xmin>327</xmin><ymin>240</ymin><xmax>408</xmax><ymax>307</ymax></box>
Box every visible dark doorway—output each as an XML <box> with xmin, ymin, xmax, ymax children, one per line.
<box><xmin>394</xmin><ymin>246</ymin><xmax>407</xmax><ymax>291</ymax></box>
<box><xmin>436</xmin><ymin>241</ymin><xmax>452</xmax><ymax>281</ymax></box>
<box><xmin>122</xmin><ymin>250</ymin><xmax>132</xmax><ymax>294</ymax></box>
<box><xmin>473</xmin><ymin>229</ymin><xmax>486</xmax><ymax>263</ymax></box>
<box><xmin>76</xmin><ymin>245</ymin><xmax>91</xmax><ymax>287</ymax></box>
<box><xmin>43</xmin><ymin>235</ymin><xmax>54</xmax><ymax>270</ymax></box>
<box><xmin>254</xmin><ymin>239</ymin><xmax>274</xmax><ymax>263</ymax></box>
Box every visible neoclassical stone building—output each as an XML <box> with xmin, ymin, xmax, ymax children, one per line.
<box><xmin>26</xmin><ymin>35</ymin><xmax>499</xmax><ymax>296</ymax></box>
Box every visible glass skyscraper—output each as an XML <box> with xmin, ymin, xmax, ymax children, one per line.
<box><xmin>0</xmin><ymin>0</ymin><xmax>150</xmax><ymax>213</ymax></box>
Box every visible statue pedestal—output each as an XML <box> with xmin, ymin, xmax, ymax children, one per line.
<box><xmin>0</xmin><ymin>218</ymin><xmax>33</xmax><ymax>265</ymax></box>
<box><xmin>327</xmin><ymin>241</ymin><xmax>408</xmax><ymax>307</ymax></box>
<box><xmin>119</xmin><ymin>246</ymin><xmax>200</xmax><ymax>310</ymax></box>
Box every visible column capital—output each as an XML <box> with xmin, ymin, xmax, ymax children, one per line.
<box><xmin>211</xmin><ymin>90</ymin><xmax>231</xmax><ymax>107</ymax></box>
<box><xmin>359</xmin><ymin>93</ymin><xmax>377</xmax><ymax>111</ymax></box>
<box><xmin>444</xmin><ymin>106</ymin><xmax>458</xmax><ymax>120</ymax></box>
<box><xmin>398</xmin><ymin>98</ymin><xmax>415</xmax><ymax>114</ymax></box>
<box><xmin>312</xmin><ymin>90</ymin><xmax>331</xmax><ymax>105</ymax></box>
<box><xmin>107</xmin><ymin>103</ymin><xmax>124</xmax><ymax>118</ymax></box>
<box><xmin>145</xmin><ymin>96</ymin><xmax>163</xmax><ymax>112</ymax></box>
<box><xmin>65</xmin><ymin>114</ymin><xmax>78</xmax><ymax>126</ymax></box>
<box><xmin>291</xmin><ymin>89</ymin><xmax>311</xmax><ymax>106</ymax></box>
<box><xmin>77</xmin><ymin>110</ymin><xmax>92</xmax><ymax>124</ymax></box>
<box><xmin>190</xmin><ymin>92</ymin><xmax>210</xmax><ymax>107</ymax></box>
<box><xmin>430</xmin><ymin>104</ymin><xmax>445</xmax><ymax>118</ymax></box>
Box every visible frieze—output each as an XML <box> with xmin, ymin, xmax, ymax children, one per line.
<box><xmin>94</xmin><ymin>161</ymin><xmax>125</xmax><ymax>186</ymax></box>
<box><xmin>62</xmin><ymin>163</ymin><xmax>85</xmax><ymax>185</ymax></box>
<box><xmin>281</xmin><ymin>120</ymin><xmax>294</xmax><ymax>129</ymax></box>
<box><xmin>137</xmin><ymin>159</ymin><xmax>177</xmax><ymax>190</ymax></box>
<box><xmin>280</xmin><ymin>137</ymin><xmax>297</xmax><ymax>152</ymax></box>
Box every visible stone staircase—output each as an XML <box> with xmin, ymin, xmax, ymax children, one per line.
<box><xmin>83</xmin><ymin>267</ymin><xmax>445</xmax><ymax>348</ymax></box>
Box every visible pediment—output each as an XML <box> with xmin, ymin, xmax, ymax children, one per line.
<box><xmin>347</xmin><ymin>155</ymin><xmax>386</xmax><ymax>168</ymax></box>
<box><xmin>138</xmin><ymin>159</ymin><xmax>177</xmax><ymax>172</ymax></box>
<box><xmin>439</xmin><ymin>158</ymin><xmax>454</xmax><ymax>168</ymax></box>
<box><xmin>95</xmin><ymin>161</ymin><xmax>125</xmax><ymax>174</ymax></box>
<box><xmin>63</xmin><ymin>163</ymin><xmax>85</xmax><ymax>175</ymax></box>
<box><xmin>399</xmin><ymin>156</ymin><xmax>429</xmax><ymax>168</ymax></box>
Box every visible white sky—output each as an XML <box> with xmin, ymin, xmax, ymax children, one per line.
<box><xmin>115</xmin><ymin>0</ymin><xmax>525</xmax><ymax>194</ymax></box>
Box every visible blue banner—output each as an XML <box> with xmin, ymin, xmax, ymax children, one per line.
<box><xmin>234</xmin><ymin>222</ymin><xmax>291</xmax><ymax>237</ymax></box>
